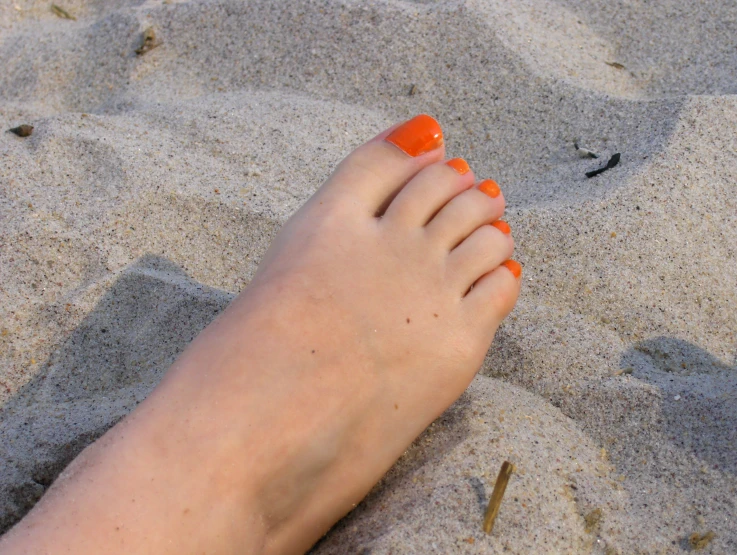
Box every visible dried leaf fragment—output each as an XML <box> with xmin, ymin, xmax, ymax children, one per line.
<box><xmin>689</xmin><ymin>531</ymin><xmax>715</xmax><ymax>550</ymax></box>
<box><xmin>8</xmin><ymin>124</ymin><xmax>33</xmax><ymax>137</ymax></box>
<box><xmin>136</xmin><ymin>27</ymin><xmax>160</xmax><ymax>55</ymax></box>
<box><xmin>483</xmin><ymin>461</ymin><xmax>514</xmax><ymax>534</ymax></box>
<box><xmin>605</xmin><ymin>61</ymin><xmax>626</xmax><ymax>70</ymax></box>
<box><xmin>586</xmin><ymin>153</ymin><xmax>621</xmax><ymax>178</ymax></box>
<box><xmin>51</xmin><ymin>4</ymin><xmax>76</xmax><ymax>20</ymax></box>
<box><xmin>584</xmin><ymin>508</ymin><xmax>603</xmax><ymax>533</ymax></box>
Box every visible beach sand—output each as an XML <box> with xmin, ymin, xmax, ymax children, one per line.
<box><xmin>1</xmin><ymin>0</ymin><xmax>736</xmax><ymax>552</ymax></box>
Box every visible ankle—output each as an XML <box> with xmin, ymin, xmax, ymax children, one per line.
<box><xmin>112</xmin><ymin>390</ymin><xmax>271</xmax><ymax>553</ymax></box>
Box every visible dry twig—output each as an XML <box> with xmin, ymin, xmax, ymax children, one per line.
<box><xmin>51</xmin><ymin>4</ymin><xmax>76</xmax><ymax>20</ymax></box>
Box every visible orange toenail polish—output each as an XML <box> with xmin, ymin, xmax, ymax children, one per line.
<box><xmin>385</xmin><ymin>114</ymin><xmax>444</xmax><ymax>157</ymax></box>
<box><xmin>492</xmin><ymin>220</ymin><xmax>511</xmax><ymax>234</ymax></box>
<box><xmin>502</xmin><ymin>260</ymin><xmax>522</xmax><ymax>278</ymax></box>
<box><xmin>446</xmin><ymin>158</ymin><xmax>470</xmax><ymax>175</ymax></box>
<box><xmin>478</xmin><ymin>179</ymin><xmax>501</xmax><ymax>198</ymax></box>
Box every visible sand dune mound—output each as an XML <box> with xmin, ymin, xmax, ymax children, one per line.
<box><xmin>313</xmin><ymin>377</ymin><xmax>618</xmax><ymax>553</ymax></box>
<box><xmin>1</xmin><ymin>0</ymin><xmax>736</xmax><ymax>552</ymax></box>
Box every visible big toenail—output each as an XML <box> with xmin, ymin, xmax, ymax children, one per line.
<box><xmin>502</xmin><ymin>259</ymin><xmax>522</xmax><ymax>278</ymax></box>
<box><xmin>385</xmin><ymin>114</ymin><xmax>444</xmax><ymax>157</ymax></box>
<box><xmin>478</xmin><ymin>179</ymin><xmax>501</xmax><ymax>198</ymax></box>
<box><xmin>446</xmin><ymin>158</ymin><xmax>470</xmax><ymax>175</ymax></box>
<box><xmin>492</xmin><ymin>220</ymin><xmax>511</xmax><ymax>234</ymax></box>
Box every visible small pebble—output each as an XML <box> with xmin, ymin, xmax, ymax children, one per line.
<box><xmin>575</xmin><ymin>142</ymin><xmax>599</xmax><ymax>159</ymax></box>
<box><xmin>674</xmin><ymin>395</ymin><xmax>681</xmax><ymax>401</ymax></box>
<box><xmin>136</xmin><ymin>27</ymin><xmax>160</xmax><ymax>55</ymax></box>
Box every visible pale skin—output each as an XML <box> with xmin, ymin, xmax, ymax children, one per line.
<box><xmin>0</xmin><ymin>115</ymin><xmax>521</xmax><ymax>554</ymax></box>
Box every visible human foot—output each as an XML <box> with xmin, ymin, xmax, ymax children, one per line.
<box><xmin>215</xmin><ymin>115</ymin><xmax>521</xmax><ymax>551</ymax></box>
<box><xmin>1</xmin><ymin>115</ymin><xmax>520</xmax><ymax>555</ymax></box>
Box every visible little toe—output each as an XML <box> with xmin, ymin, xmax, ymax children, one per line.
<box><xmin>382</xmin><ymin>158</ymin><xmax>475</xmax><ymax>227</ymax></box>
<box><xmin>322</xmin><ymin>114</ymin><xmax>445</xmax><ymax>215</ymax></box>
<box><xmin>447</xmin><ymin>221</ymin><xmax>514</xmax><ymax>294</ymax></box>
<box><xmin>464</xmin><ymin>259</ymin><xmax>522</xmax><ymax>330</ymax></box>
<box><xmin>425</xmin><ymin>179</ymin><xmax>506</xmax><ymax>249</ymax></box>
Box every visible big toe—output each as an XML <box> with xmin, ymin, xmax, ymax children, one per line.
<box><xmin>319</xmin><ymin>114</ymin><xmax>446</xmax><ymax>215</ymax></box>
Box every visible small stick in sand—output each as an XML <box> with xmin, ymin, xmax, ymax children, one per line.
<box><xmin>483</xmin><ymin>461</ymin><xmax>514</xmax><ymax>534</ymax></box>
<box><xmin>51</xmin><ymin>4</ymin><xmax>76</xmax><ymax>20</ymax></box>
<box><xmin>408</xmin><ymin>84</ymin><xmax>417</xmax><ymax>96</ymax></box>
<box><xmin>8</xmin><ymin>124</ymin><xmax>34</xmax><ymax>137</ymax></box>
<box><xmin>605</xmin><ymin>61</ymin><xmax>626</xmax><ymax>70</ymax></box>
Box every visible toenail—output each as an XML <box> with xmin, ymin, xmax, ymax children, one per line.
<box><xmin>446</xmin><ymin>158</ymin><xmax>470</xmax><ymax>175</ymax></box>
<box><xmin>502</xmin><ymin>259</ymin><xmax>522</xmax><ymax>278</ymax></box>
<box><xmin>491</xmin><ymin>220</ymin><xmax>511</xmax><ymax>234</ymax></box>
<box><xmin>478</xmin><ymin>179</ymin><xmax>501</xmax><ymax>198</ymax></box>
<box><xmin>385</xmin><ymin>114</ymin><xmax>444</xmax><ymax>157</ymax></box>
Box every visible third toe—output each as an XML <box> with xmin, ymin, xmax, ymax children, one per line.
<box><xmin>425</xmin><ymin>179</ymin><xmax>506</xmax><ymax>249</ymax></box>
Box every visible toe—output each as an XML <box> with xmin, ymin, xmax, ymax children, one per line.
<box><xmin>447</xmin><ymin>222</ymin><xmax>514</xmax><ymax>294</ymax></box>
<box><xmin>382</xmin><ymin>158</ymin><xmax>475</xmax><ymax>227</ymax></box>
<box><xmin>321</xmin><ymin>114</ymin><xmax>445</xmax><ymax>216</ymax></box>
<box><xmin>463</xmin><ymin>259</ymin><xmax>522</xmax><ymax>329</ymax></box>
<box><xmin>425</xmin><ymin>179</ymin><xmax>506</xmax><ymax>249</ymax></box>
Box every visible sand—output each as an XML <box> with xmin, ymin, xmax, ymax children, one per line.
<box><xmin>1</xmin><ymin>0</ymin><xmax>735</xmax><ymax>552</ymax></box>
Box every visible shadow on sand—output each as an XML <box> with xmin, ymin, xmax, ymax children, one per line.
<box><xmin>623</xmin><ymin>336</ymin><xmax>737</xmax><ymax>476</ymax></box>
<box><xmin>0</xmin><ymin>254</ymin><xmax>233</xmax><ymax>533</ymax></box>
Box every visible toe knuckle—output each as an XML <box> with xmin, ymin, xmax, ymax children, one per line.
<box><xmin>497</xmin><ymin>192</ymin><xmax>507</xmax><ymax>212</ymax></box>
<box><xmin>488</xmin><ymin>275</ymin><xmax>520</xmax><ymax>315</ymax></box>
<box><xmin>476</xmin><ymin>224</ymin><xmax>497</xmax><ymax>242</ymax></box>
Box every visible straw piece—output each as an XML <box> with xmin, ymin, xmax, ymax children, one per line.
<box><xmin>483</xmin><ymin>461</ymin><xmax>514</xmax><ymax>534</ymax></box>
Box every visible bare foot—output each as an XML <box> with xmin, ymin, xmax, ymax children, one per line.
<box><xmin>1</xmin><ymin>115</ymin><xmax>520</xmax><ymax>554</ymax></box>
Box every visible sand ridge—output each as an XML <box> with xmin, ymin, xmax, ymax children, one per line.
<box><xmin>1</xmin><ymin>0</ymin><xmax>736</xmax><ymax>552</ymax></box>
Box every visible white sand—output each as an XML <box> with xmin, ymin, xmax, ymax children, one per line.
<box><xmin>1</xmin><ymin>0</ymin><xmax>736</xmax><ymax>552</ymax></box>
